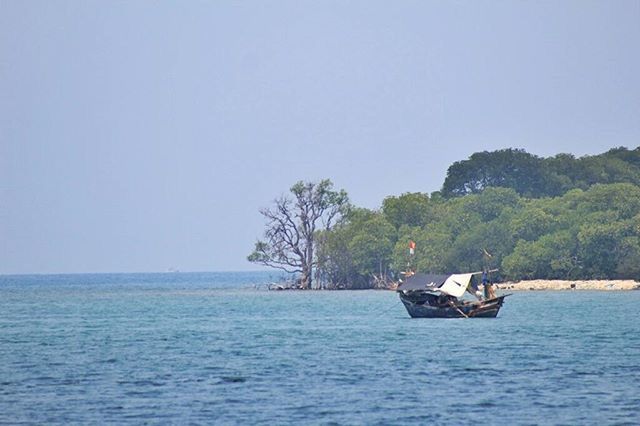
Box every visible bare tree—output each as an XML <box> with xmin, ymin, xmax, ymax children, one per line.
<box><xmin>248</xmin><ymin>179</ymin><xmax>349</xmax><ymax>289</ymax></box>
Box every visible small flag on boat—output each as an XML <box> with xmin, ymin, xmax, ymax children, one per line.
<box><xmin>409</xmin><ymin>240</ymin><xmax>416</xmax><ymax>255</ymax></box>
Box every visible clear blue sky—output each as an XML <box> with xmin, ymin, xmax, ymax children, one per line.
<box><xmin>1</xmin><ymin>1</ymin><xmax>639</xmax><ymax>274</ymax></box>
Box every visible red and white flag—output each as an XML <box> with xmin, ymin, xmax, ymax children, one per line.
<box><xmin>408</xmin><ymin>240</ymin><xmax>416</xmax><ymax>255</ymax></box>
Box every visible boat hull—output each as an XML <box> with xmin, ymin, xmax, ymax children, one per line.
<box><xmin>399</xmin><ymin>294</ymin><xmax>508</xmax><ymax>318</ymax></box>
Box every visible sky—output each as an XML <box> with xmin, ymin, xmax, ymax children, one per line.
<box><xmin>1</xmin><ymin>1</ymin><xmax>639</xmax><ymax>274</ymax></box>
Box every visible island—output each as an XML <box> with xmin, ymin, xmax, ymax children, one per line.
<box><xmin>250</xmin><ymin>147</ymin><xmax>640</xmax><ymax>290</ymax></box>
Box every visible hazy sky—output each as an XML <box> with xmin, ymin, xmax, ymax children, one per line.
<box><xmin>2</xmin><ymin>1</ymin><xmax>639</xmax><ymax>274</ymax></box>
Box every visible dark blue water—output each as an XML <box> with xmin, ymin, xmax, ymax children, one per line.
<box><xmin>1</xmin><ymin>272</ymin><xmax>639</xmax><ymax>425</ymax></box>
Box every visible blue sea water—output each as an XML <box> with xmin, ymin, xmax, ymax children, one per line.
<box><xmin>1</xmin><ymin>272</ymin><xmax>639</xmax><ymax>425</ymax></box>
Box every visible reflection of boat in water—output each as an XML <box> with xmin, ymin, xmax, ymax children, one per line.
<box><xmin>397</xmin><ymin>272</ymin><xmax>510</xmax><ymax>318</ymax></box>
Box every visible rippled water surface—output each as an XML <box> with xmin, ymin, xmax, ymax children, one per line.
<box><xmin>1</xmin><ymin>272</ymin><xmax>639</xmax><ymax>425</ymax></box>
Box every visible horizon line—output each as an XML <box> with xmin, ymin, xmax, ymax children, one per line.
<box><xmin>0</xmin><ymin>269</ymin><xmax>288</xmax><ymax>277</ymax></box>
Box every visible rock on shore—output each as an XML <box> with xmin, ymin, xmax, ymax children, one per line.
<box><xmin>496</xmin><ymin>280</ymin><xmax>640</xmax><ymax>291</ymax></box>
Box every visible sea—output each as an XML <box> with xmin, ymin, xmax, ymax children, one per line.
<box><xmin>1</xmin><ymin>272</ymin><xmax>638</xmax><ymax>425</ymax></box>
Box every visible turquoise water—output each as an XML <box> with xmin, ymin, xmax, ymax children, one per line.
<box><xmin>1</xmin><ymin>272</ymin><xmax>639</xmax><ymax>425</ymax></box>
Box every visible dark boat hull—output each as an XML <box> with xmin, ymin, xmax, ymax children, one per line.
<box><xmin>399</xmin><ymin>294</ymin><xmax>508</xmax><ymax>318</ymax></box>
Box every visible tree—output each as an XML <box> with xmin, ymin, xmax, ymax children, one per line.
<box><xmin>316</xmin><ymin>209</ymin><xmax>397</xmax><ymax>289</ymax></box>
<box><xmin>248</xmin><ymin>179</ymin><xmax>349</xmax><ymax>289</ymax></box>
<box><xmin>382</xmin><ymin>192</ymin><xmax>432</xmax><ymax>228</ymax></box>
<box><xmin>502</xmin><ymin>231</ymin><xmax>579</xmax><ymax>280</ymax></box>
<box><xmin>391</xmin><ymin>226</ymin><xmax>449</xmax><ymax>274</ymax></box>
<box><xmin>347</xmin><ymin>214</ymin><xmax>396</xmax><ymax>287</ymax></box>
<box><xmin>441</xmin><ymin>149</ymin><xmax>549</xmax><ymax>197</ymax></box>
<box><xmin>509</xmin><ymin>206</ymin><xmax>554</xmax><ymax>241</ymax></box>
<box><xmin>577</xmin><ymin>222</ymin><xmax>625</xmax><ymax>278</ymax></box>
<box><xmin>315</xmin><ymin>208</ymin><xmax>375</xmax><ymax>289</ymax></box>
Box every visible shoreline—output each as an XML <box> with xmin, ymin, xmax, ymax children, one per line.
<box><xmin>495</xmin><ymin>279</ymin><xmax>640</xmax><ymax>291</ymax></box>
<box><xmin>269</xmin><ymin>279</ymin><xmax>640</xmax><ymax>291</ymax></box>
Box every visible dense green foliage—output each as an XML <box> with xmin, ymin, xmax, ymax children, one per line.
<box><xmin>314</xmin><ymin>147</ymin><xmax>640</xmax><ymax>287</ymax></box>
<box><xmin>441</xmin><ymin>147</ymin><xmax>640</xmax><ymax>198</ymax></box>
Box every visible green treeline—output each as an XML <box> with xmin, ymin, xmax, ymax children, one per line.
<box><xmin>441</xmin><ymin>146</ymin><xmax>640</xmax><ymax>198</ymax></box>
<box><xmin>316</xmin><ymin>147</ymin><xmax>640</xmax><ymax>287</ymax></box>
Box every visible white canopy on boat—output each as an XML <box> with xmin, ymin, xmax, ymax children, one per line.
<box><xmin>437</xmin><ymin>273</ymin><xmax>474</xmax><ymax>298</ymax></box>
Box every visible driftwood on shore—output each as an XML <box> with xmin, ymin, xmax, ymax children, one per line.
<box><xmin>496</xmin><ymin>280</ymin><xmax>640</xmax><ymax>291</ymax></box>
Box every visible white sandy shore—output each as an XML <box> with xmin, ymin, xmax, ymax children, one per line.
<box><xmin>495</xmin><ymin>280</ymin><xmax>640</xmax><ymax>291</ymax></box>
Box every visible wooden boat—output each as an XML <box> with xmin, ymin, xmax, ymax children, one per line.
<box><xmin>397</xmin><ymin>272</ymin><xmax>510</xmax><ymax>318</ymax></box>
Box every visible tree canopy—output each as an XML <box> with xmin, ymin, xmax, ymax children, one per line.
<box><xmin>441</xmin><ymin>147</ymin><xmax>640</xmax><ymax>198</ymax></box>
